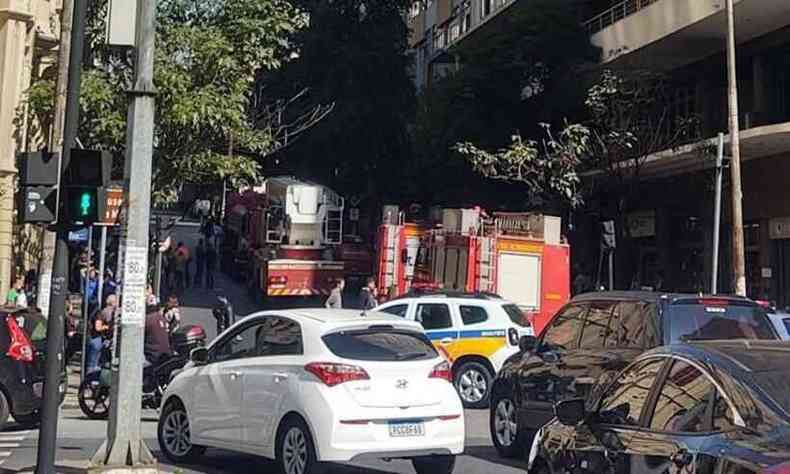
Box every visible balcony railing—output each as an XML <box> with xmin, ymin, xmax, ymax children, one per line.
<box><xmin>584</xmin><ymin>0</ymin><xmax>662</xmax><ymax>34</ymax></box>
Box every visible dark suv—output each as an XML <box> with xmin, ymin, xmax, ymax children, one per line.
<box><xmin>488</xmin><ymin>291</ymin><xmax>779</xmax><ymax>458</ymax></box>
<box><xmin>0</xmin><ymin>307</ymin><xmax>65</xmax><ymax>427</ymax></box>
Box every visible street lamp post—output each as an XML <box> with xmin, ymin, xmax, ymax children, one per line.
<box><xmin>725</xmin><ymin>0</ymin><xmax>746</xmax><ymax>296</ymax></box>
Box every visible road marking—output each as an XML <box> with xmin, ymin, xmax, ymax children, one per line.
<box><xmin>0</xmin><ymin>444</ymin><xmax>20</xmax><ymax>448</ymax></box>
<box><xmin>0</xmin><ymin>437</ymin><xmax>25</xmax><ymax>441</ymax></box>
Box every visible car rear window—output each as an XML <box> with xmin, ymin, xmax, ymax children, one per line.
<box><xmin>502</xmin><ymin>304</ymin><xmax>531</xmax><ymax>327</ymax></box>
<box><xmin>667</xmin><ymin>301</ymin><xmax>777</xmax><ymax>343</ymax></box>
<box><xmin>322</xmin><ymin>329</ymin><xmax>438</xmax><ymax>362</ymax></box>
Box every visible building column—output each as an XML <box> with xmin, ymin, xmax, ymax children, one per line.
<box><xmin>0</xmin><ymin>5</ymin><xmax>35</xmax><ymax>296</ymax></box>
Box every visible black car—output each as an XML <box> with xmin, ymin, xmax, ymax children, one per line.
<box><xmin>0</xmin><ymin>306</ymin><xmax>65</xmax><ymax>427</ymax></box>
<box><xmin>530</xmin><ymin>341</ymin><xmax>790</xmax><ymax>474</ymax></box>
<box><xmin>489</xmin><ymin>291</ymin><xmax>779</xmax><ymax>458</ymax></box>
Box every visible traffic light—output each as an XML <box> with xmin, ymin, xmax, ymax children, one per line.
<box><xmin>17</xmin><ymin>152</ymin><xmax>59</xmax><ymax>223</ymax></box>
<box><xmin>61</xmin><ymin>149</ymin><xmax>112</xmax><ymax>225</ymax></box>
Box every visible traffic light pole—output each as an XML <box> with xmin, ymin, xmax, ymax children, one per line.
<box><xmin>91</xmin><ymin>0</ymin><xmax>157</xmax><ymax>467</ymax></box>
<box><xmin>35</xmin><ymin>0</ymin><xmax>87</xmax><ymax>470</ymax></box>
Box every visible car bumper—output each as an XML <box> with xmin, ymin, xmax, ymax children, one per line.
<box><xmin>316</xmin><ymin>415</ymin><xmax>465</xmax><ymax>462</ymax></box>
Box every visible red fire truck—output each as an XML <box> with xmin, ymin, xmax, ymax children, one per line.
<box><xmin>376</xmin><ymin>208</ymin><xmax>570</xmax><ymax>335</ymax></box>
<box><xmin>226</xmin><ymin>178</ymin><xmax>366</xmax><ymax>301</ymax></box>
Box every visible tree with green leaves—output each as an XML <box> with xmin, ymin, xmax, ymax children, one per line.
<box><xmin>21</xmin><ymin>0</ymin><xmax>329</xmax><ymax>205</ymax></box>
<box><xmin>412</xmin><ymin>0</ymin><xmax>599</xmax><ymax>208</ymax></box>
<box><xmin>260</xmin><ymin>0</ymin><xmax>416</xmax><ymax>212</ymax></box>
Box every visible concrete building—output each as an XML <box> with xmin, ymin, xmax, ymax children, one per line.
<box><xmin>0</xmin><ymin>0</ymin><xmax>62</xmax><ymax>296</ymax></box>
<box><xmin>410</xmin><ymin>0</ymin><xmax>790</xmax><ymax>305</ymax></box>
<box><xmin>582</xmin><ymin>0</ymin><xmax>790</xmax><ymax>304</ymax></box>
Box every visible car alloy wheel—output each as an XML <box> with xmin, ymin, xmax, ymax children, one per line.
<box><xmin>161</xmin><ymin>407</ymin><xmax>192</xmax><ymax>458</ymax></box>
<box><xmin>494</xmin><ymin>398</ymin><xmax>517</xmax><ymax>447</ymax></box>
<box><xmin>282</xmin><ymin>427</ymin><xmax>308</xmax><ymax>474</ymax></box>
<box><xmin>458</xmin><ymin>368</ymin><xmax>487</xmax><ymax>403</ymax></box>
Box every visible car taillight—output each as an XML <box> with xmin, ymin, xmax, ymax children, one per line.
<box><xmin>764</xmin><ymin>461</ymin><xmax>790</xmax><ymax>474</ymax></box>
<box><xmin>268</xmin><ymin>275</ymin><xmax>288</xmax><ymax>285</ymax></box>
<box><xmin>7</xmin><ymin>317</ymin><xmax>33</xmax><ymax>363</ymax></box>
<box><xmin>429</xmin><ymin>360</ymin><xmax>452</xmax><ymax>382</ymax></box>
<box><xmin>698</xmin><ymin>298</ymin><xmax>729</xmax><ymax>306</ymax></box>
<box><xmin>305</xmin><ymin>362</ymin><xmax>369</xmax><ymax>387</ymax></box>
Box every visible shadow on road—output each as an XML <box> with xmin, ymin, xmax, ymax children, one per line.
<box><xmin>464</xmin><ymin>446</ymin><xmax>527</xmax><ymax>470</ymax></box>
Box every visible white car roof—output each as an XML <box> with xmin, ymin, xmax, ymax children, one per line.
<box><xmin>240</xmin><ymin>308</ymin><xmax>424</xmax><ymax>330</ymax></box>
<box><xmin>377</xmin><ymin>296</ymin><xmax>514</xmax><ymax>306</ymax></box>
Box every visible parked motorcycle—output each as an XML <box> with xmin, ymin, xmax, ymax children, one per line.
<box><xmin>77</xmin><ymin>324</ymin><xmax>206</xmax><ymax>419</ymax></box>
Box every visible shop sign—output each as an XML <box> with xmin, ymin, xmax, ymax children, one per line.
<box><xmin>628</xmin><ymin>211</ymin><xmax>656</xmax><ymax>238</ymax></box>
<box><xmin>770</xmin><ymin>217</ymin><xmax>790</xmax><ymax>240</ymax></box>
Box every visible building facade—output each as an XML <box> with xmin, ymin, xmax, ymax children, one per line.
<box><xmin>409</xmin><ymin>0</ymin><xmax>790</xmax><ymax>305</ymax></box>
<box><xmin>0</xmin><ymin>0</ymin><xmax>62</xmax><ymax>296</ymax></box>
<box><xmin>584</xmin><ymin>0</ymin><xmax>790</xmax><ymax>304</ymax></box>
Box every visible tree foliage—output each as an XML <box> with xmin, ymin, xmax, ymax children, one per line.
<box><xmin>22</xmin><ymin>0</ymin><xmax>313</xmax><ymax>204</ymax></box>
<box><xmin>413</xmin><ymin>0</ymin><xmax>599</xmax><ymax>208</ymax></box>
<box><xmin>456</xmin><ymin>124</ymin><xmax>591</xmax><ymax>208</ymax></box>
<box><xmin>261</xmin><ymin>0</ymin><xmax>416</xmax><ymax>204</ymax></box>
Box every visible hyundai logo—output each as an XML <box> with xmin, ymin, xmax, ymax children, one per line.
<box><xmin>395</xmin><ymin>379</ymin><xmax>409</xmax><ymax>390</ymax></box>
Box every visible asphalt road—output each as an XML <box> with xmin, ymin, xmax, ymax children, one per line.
<box><xmin>2</xmin><ymin>222</ymin><xmax>527</xmax><ymax>474</ymax></box>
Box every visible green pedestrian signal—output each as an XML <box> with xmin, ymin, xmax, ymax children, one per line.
<box><xmin>80</xmin><ymin>192</ymin><xmax>92</xmax><ymax>216</ymax></box>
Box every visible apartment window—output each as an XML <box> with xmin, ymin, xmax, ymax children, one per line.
<box><xmin>450</xmin><ymin>21</ymin><xmax>460</xmax><ymax>41</ymax></box>
<box><xmin>463</xmin><ymin>12</ymin><xmax>471</xmax><ymax>32</ymax></box>
<box><xmin>668</xmin><ymin>86</ymin><xmax>696</xmax><ymax>138</ymax></box>
<box><xmin>481</xmin><ymin>0</ymin><xmax>492</xmax><ymax>18</ymax></box>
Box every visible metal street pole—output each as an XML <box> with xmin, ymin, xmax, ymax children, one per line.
<box><xmin>36</xmin><ymin>0</ymin><xmax>87</xmax><ymax>470</ymax></box>
<box><xmin>91</xmin><ymin>0</ymin><xmax>157</xmax><ymax>466</ymax></box>
<box><xmin>726</xmin><ymin>0</ymin><xmax>747</xmax><ymax>296</ymax></box>
<box><xmin>711</xmin><ymin>133</ymin><xmax>724</xmax><ymax>294</ymax></box>
<box><xmin>36</xmin><ymin>0</ymin><xmax>76</xmax><ymax>317</ymax></box>
<box><xmin>98</xmin><ymin>225</ymin><xmax>108</xmax><ymax>305</ymax></box>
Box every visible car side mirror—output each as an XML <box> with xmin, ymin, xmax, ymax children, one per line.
<box><xmin>519</xmin><ymin>335</ymin><xmax>537</xmax><ymax>353</ymax></box>
<box><xmin>555</xmin><ymin>398</ymin><xmax>587</xmax><ymax>426</ymax></box>
<box><xmin>190</xmin><ymin>347</ymin><xmax>209</xmax><ymax>366</ymax></box>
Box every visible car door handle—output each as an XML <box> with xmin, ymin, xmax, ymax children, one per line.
<box><xmin>440</xmin><ymin>338</ymin><xmax>454</xmax><ymax>344</ymax></box>
<box><xmin>671</xmin><ymin>449</ymin><xmax>692</xmax><ymax>467</ymax></box>
<box><xmin>229</xmin><ymin>371</ymin><xmax>241</xmax><ymax>380</ymax></box>
<box><xmin>274</xmin><ymin>372</ymin><xmax>290</xmax><ymax>382</ymax></box>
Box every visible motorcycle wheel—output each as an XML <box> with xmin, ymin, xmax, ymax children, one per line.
<box><xmin>78</xmin><ymin>379</ymin><xmax>110</xmax><ymax>420</ymax></box>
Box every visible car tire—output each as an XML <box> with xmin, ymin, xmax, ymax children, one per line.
<box><xmin>157</xmin><ymin>400</ymin><xmax>205</xmax><ymax>464</ymax></box>
<box><xmin>276</xmin><ymin>417</ymin><xmax>324</xmax><ymax>474</ymax></box>
<box><xmin>490</xmin><ymin>392</ymin><xmax>524</xmax><ymax>458</ymax></box>
<box><xmin>454</xmin><ymin>361</ymin><xmax>493</xmax><ymax>409</ymax></box>
<box><xmin>412</xmin><ymin>455</ymin><xmax>456</xmax><ymax>474</ymax></box>
<box><xmin>0</xmin><ymin>391</ymin><xmax>10</xmax><ymax>430</ymax></box>
<box><xmin>12</xmin><ymin>411</ymin><xmax>40</xmax><ymax>428</ymax></box>
<box><xmin>77</xmin><ymin>379</ymin><xmax>110</xmax><ymax>420</ymax></box>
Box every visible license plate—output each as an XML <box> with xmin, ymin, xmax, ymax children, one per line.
<box><xmin>388</xmin><ymin>421</ymin><xmax>425</xmax><ymax>438</ymax></box>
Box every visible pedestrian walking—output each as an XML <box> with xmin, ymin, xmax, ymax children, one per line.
<box><xmin>194</xmin><ymin>239</ymin><xmax>207</xmax><ymax>288</ymax></box>
<box><xmin>174</xmin><ymin>242</ymin><xmax>190</xmax><ymax>293</ymax></box>
<box><xmin>359</xmin><ymin>277</ymin><xmax>378</xmax><ymax>310</ymax></box>
<box><xmin>163</xmin><ymin>295</ymin><xmax>181</xmax><ymax>334</ymax></box>
<box><xmin>205</xmin><ymin>243</ymin><xmax>217</xmax><ymax>289</ymax></box>
<box><xmin>325</xmin><ymin>278</ymin><xmax>344</xmax><ymax>309</ymax></box>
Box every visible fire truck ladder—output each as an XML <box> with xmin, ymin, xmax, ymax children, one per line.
<box><xmin>322</xmin><ymin>193</ymin><xmax>344</xmax><ymax>245</ymax></box>
<box><xmin>476</xmin><ymin>233</ymin><xmax>497</xmax><ymax>293</ymax></box>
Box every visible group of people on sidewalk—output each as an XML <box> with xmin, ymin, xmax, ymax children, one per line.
<box><xmin>324</xmin><ymin>277</ymin><xmax>379</xmax><ymax>310</ymax></box>
<box><xmin>163</xmin><ymin>238</ymin><xmax>218</xmax><ymax>295</ymax></box>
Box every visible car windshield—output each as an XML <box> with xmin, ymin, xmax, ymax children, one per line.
<box><xmin>667</xmin><ymin>301</ymin><xmax>777</xmax><ymax>343</ymax></box>
<box><xmin>502</xmin><ymin>304</ymin><xmax>530</xmax><ymax>327</ymax></box>
<box><xmin>322</xmin><ymin>329</ymin><xmax>438</xmax><ymax>362</ymax></box>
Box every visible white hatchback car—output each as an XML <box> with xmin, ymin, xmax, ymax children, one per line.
<box><xmin>157</xmin><ymin>309</ymin><xmax>465</xmax><ymax>474</ymax></box>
